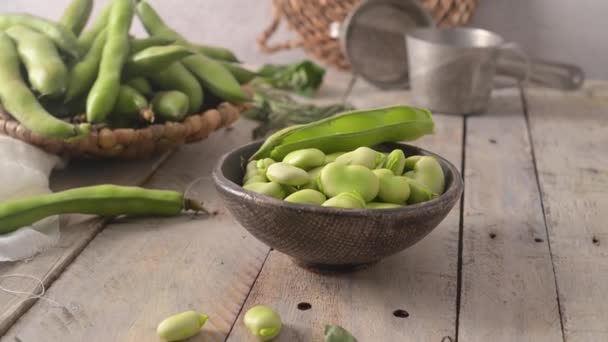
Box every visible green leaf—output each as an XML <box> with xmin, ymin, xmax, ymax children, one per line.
<box><xmin>256</xmin><ymin>60</ymin><xmax>325</xmax><ymax>96</ymax></box>
<box><xmin>324</xmin><ymin>325</ymin><xmax>358</xmax><ymax>342</ymax></box>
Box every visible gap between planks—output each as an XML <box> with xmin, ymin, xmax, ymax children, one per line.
<box><xmin>522</xmin><ymin>81</ymin><xmax>608</xmax><ymax>341</ymax></box>
<box><xmin>454</xmin><ymin>115</ymin><xmax>467</xmax><ymax>342</ymax></box>
<box><xmin>457</xmin><ymin>86</ymin><xmax>563</xmax><ymax>341</ymax></box>
<box><xmin>519</xmin><ymin>84</ymin><xmax>566</xmax><ymax>340</ymax></box>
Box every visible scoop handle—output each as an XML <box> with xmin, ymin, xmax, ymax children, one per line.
<box><xmin>496</xmin><ymin>47</ymin><xmax>585</xmax><ymax>90</ymax></box>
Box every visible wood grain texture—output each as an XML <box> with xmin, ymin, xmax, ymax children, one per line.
<box><xmin>227</xmin><ymin>113</ymin><xmax>463</xmax><ymax>342</ymax></box>
<box><xmin>2</xmin><ymin>120</ymin><xmax>271</xmax><ymax>342</ymax></box>
<box><xmin>525</xmin><ymin>82</ymin><xmax>608</xmax><ymax>341</ymax></box>
<box><xmin>458</xmin><ymin>87</ymin><xmax>563</xmax><ymax>341</ymax></box>
<box><xmin>0</xmin><ymin>151</ymin><xmax>172</xmax><ymax>336</ymax></box>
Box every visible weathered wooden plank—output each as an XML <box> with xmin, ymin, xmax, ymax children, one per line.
<box><xmin>458</xmin><ymin>87</ymin><xmax>563</xmax><ymax>341</ymax></box>
<box><xmin>2</xmin><ymin>119</ymin><xmax>271</xmax><ymax>342</ymax></box>
<box><xmin>0</xmin><ymin>151</ymin><xmax>172</xmax><ymax>336</ymax></box>
<box><xmin>525</xmin><ymin>82</ymin><xmax>608</xmax><ymax>341</ymax></box>
<box><xmin>227</xmin><ymin>111</ymin><xmax>463</xmax><ymax>341</ymax></box>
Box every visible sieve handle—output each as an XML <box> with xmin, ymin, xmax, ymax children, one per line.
<box><xmin>496</xmin><ymin>44</ymin><xmax>585</xmax><ymax>90</ymax></box>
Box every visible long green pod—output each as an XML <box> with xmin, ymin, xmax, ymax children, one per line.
<box><xmin>130</xmin><ymin>36</ymin><xmax>174</xmax><ymax>54</ymax></box>
<box><xmin>0</xmin><ymin>32</ymin><xmax>89</xmax><ymax>139</ymax></box>
<box><xmin>251</xmin><ymin>105</ymin><xmax>434</xmax><ymax>160</ymax></box>
<box><xmin>65</xmin><ymin>29</ymin><xmax>107</xmax><ymax>102</ymax></box>
<box><xmin>149</xmin><ymin>62</ymin><xmax>203</xmax><ymax>113</ymax></box>
<box><xmin>221</xmin><ymin>62</ymin><xmax>258</xmax><ymax>84</ymax></box>
<box><xmin>151</xmin><ymin>91</ymin><xmax>189</xmax><ymax>122</ymax></box>
<box><xmin>126</xmin><ymin>77</ymin><xmax>153</xmax><ymax>97</ymax></box>
<box><xmin>182</xmin><ymin>54</ymin><xmax>249</xmax><ymax>103</ymax></box>
<box><xmin>190</xmin><ymin>43</ymin><xmax>239</xmax><ymax>62</ymax></box>
<box><xmin>6</xmin><ymin>25</ymin><xmax>69</xmax><ymax>97</ymax></box>
<box><xmin>60</xmin><ymin>0</ymin><xmax>93</xmax><ymax>36</ymax></box>
<box><xmin>123</xmin><ymin>45</ymin><xmax>194</xmax><ymax>79</ymax></box>
<box><xmin>0</xmin><ymin>185</ymin><xmax>202</xmax><ymax>234</ymax></box>
<box><xmin>77</xmin><ymin>3</ymin><xmax>112</xmax><ymax>52</ymax></box>
<box><xmin>86</xmin><ymin>0</ymin><xmax>134</xmax><ymax>123</ymax></box>
<box><xmin>136</xmin><ymin>1</ymin><xmax>248</xmax><ymax>102</ymax></box>
<box><xmin>112</xmin><ymin>85</ymin><xmax>154</xmax><ymax>123</ymax></box>
<box><xmin>136</xmin><ymin>1</ymin><xmax>185</xmax><ymax>43</ymax></box>
<box><xmin>137</xmin><ymin>2</ymin><xmax>239</xmax><ymax>62</ymax></box>
<box><xmin>0</xmin><ymin>14</ymin><xmax>80</xmax><ymax>58</ymax></box>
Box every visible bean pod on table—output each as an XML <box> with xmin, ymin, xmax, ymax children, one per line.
<box><xmin>0</xmin><ymin>185</ymin><xmax>203</xmax><ymax>235</ymax></box>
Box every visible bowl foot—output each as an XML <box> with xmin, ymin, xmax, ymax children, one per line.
<box><xmin>291</xmin><ymin>258</ymin><xmax>378</xmax><ymax>274</ymax></box>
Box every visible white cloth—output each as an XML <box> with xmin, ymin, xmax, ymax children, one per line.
<box><xmin>0</xmin><ymin>136</ymin><xmax>63</xmax><ymax>262</ymax></box>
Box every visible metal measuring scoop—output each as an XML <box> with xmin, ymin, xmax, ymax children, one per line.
<box><xmin>406</xmin><ymin>27</ymin><xmax>585</xmax><ymax>114</ymax></box>
<box><xmin>330</xmin><ymin>0</ymin><xmax>583</xmax><ymax>110</ymax></box>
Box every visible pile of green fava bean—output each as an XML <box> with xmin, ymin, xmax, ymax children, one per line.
<box><xmin>243</xmin><ymin>146</ymin><xmax>445</xmax><ymax>209</ymax></box>
<box><xmin>0</xmin><ymin>0</ymin><xmax>253</xmax><ymax>140</ymax></box>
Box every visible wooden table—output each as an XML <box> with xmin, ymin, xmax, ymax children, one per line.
<box><xmin>0</xmin><ymin>73</ymin><xmax>606</xmax><ymax>342</ymax></box>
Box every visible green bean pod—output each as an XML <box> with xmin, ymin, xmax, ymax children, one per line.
<box><xmin>123</xmin><ymin>45</ymin><xmax>194</xmax><ymax>79</ymax></box>
<box><xmin>136</xmin><ymin>1</ymin><xmax>248</xmax><ymax>102</ymax></box>
<box><xmin>221</xmin><ymin>62</ymin><xmax>258</xmax><ymax>84</ymax></box>
<box><xmin>182</xmin><ymin>54</ymin><xmax>249</xmax><ymax>103</ymax></box>
<box><xmin>0</xmin><ymin>185</ymin><xmax>203</xmax><ymax>234</ymax></box>
<box><xmin>137</xmin><ymin>2</ymin><xmax>239</xmax><ymax>62</ymax></box>
<box><xmin>130</xmin><ymin>36</ymin><xmax>174</xmax><ymax>54</ymax></box>
<box><xmin>126</xmin><ymin>77</ymin><xmax>153</xmax><ymax>97</ymax></box>
<box><xmin>190</xmin><ymin>43</ymin><xmax>239</xmax><ymax>62</ymax></box>
<box><xmin>112</xmin><ymin>85</ymin><xmax>154</xmax><ymax>123</ymax></box>
<box><xmin>251</xmin><ymin>105</ymin><xmax>434</xmax><ymax>160</ymax></box>
<box><xmin>0</xmin><ymin>14</ymin><xmax>80</xmax><ymax>58</ymax></box>
<box><xmin>6</xmin><ymin>25</ymin><xmax>68</xmax><ymax>97</ymax></box>
<box><xmin>65</xmin><ymin>29</ymin><xmax>107</xmax><ymax>102</ymax></box>
<box><xmin>149</xmin><ymin>62</ymin><xmax>203</xmax><ymax>113</ymax></box>
<box><xmin>0</xmin><ymin>32</ymin><xmax>89</xmax><ymax>139</ymax></box>
<box><xmin>60</xmin><ymin>0</ymin><xmax>93</xmax><ymax>36</ymax></box>
<box><xmin>86</xmin><ymin>0</ymin><xmax>134</xmax><ymax>123</ymax></box>
<box><xmin>77</xmin><ymin>3</ymin><xmax>112</xmax><ymax>52</ymax></box>
<box><xmin>151</xmin><ymin>91</ymin><xmax>189</xmax><ymax>122</ymax></box>
<box><xmin>136</xmin><ymin>1</ymin><xmax>183</xmax><ymax>41</ymax></box>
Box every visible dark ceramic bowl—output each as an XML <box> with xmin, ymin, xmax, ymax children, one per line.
<box><xmin>213</xmin><ymin>141</ymin><xmax>463</xmax><ymax>272</ymax></box>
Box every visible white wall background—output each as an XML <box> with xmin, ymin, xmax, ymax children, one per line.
<box><xmin>1</xmin><ymin>0</ymin><xmax>606</xmax><ymax>79</ymax></box>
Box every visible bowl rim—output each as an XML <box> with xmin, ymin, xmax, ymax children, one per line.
<box><xmin>213</xmin><ymin>140</ymin><xmax>463</xmax><ymax>217</ymax></box>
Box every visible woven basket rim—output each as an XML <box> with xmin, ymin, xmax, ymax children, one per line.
<box><xmin>0</xmin><ymin>102</ymin><xmax>248</xmax><ymax>160</ymax></box>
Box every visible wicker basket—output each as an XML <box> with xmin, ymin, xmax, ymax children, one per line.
<box><xmin>0</xmin><ymin>102</ymin><xmax>246</xmax><ymax>159</ymax></box>
<box><xmin>258</xmin><ymin>0</ymin><xmax>478</xmax><ymax>70</ymax></box>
